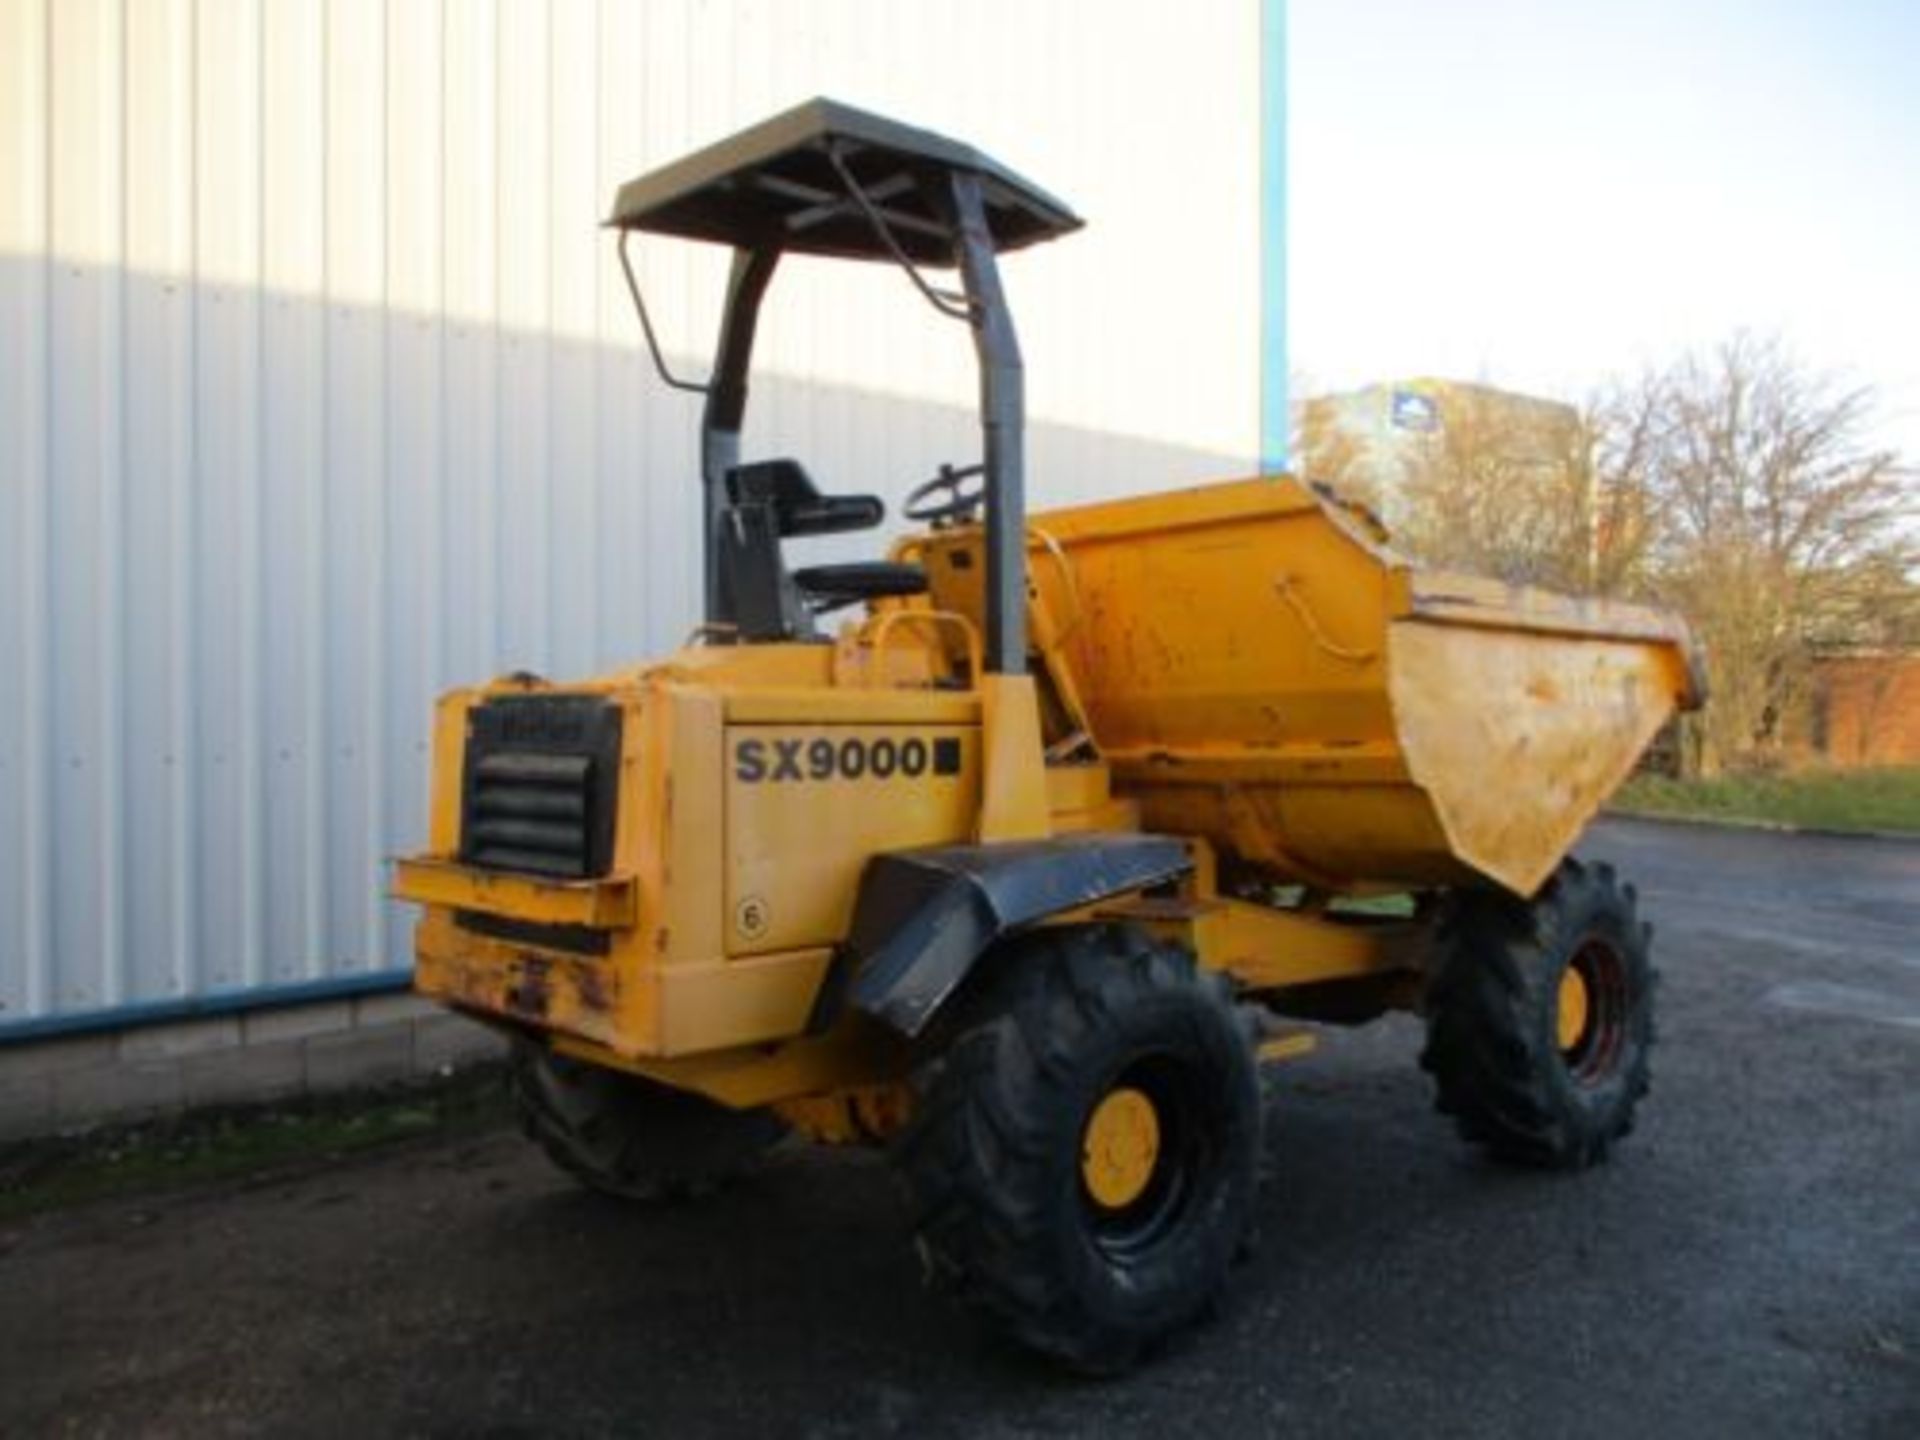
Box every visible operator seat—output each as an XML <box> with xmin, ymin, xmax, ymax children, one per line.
<box><xmin>717</xmin><ymin>459</ymin><xmax>927</xmax><ymax>641</ymax></box>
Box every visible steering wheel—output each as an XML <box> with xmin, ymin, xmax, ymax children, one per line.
<box><xmin>903</xmin><ymin>462</ymin><xmax>987</xmax><ymax>526</ymax></box>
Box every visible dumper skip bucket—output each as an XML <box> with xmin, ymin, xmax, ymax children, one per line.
<box><xmin>923</xmin><ymin>476</ymin><xmax>1703</xmax><ymax>896</ymax></box>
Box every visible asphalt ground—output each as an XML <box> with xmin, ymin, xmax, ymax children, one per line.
<box><xmin>1</xmin><ymin>818</ymin><xmax>1915</xmax><ymax>1438</ymax></box>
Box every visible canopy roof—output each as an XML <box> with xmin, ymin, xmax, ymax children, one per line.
<box><xmin>606</xmin><ymin>98</ymin><xmax>1081</xmax><ymax>265</ymax></box>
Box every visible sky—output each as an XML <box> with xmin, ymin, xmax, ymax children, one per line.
<box><xmin>1289</xmin><ymin>0</ymin><xmax>1920</xmax><ymax>457</ymax></box>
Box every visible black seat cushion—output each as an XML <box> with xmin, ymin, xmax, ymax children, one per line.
<box><xmin>791</xmin><ymin>561</ymin><xmax>929</xmax><ymax>603</ymax></box>
<box><xmin>728</xmin><ymin>459</ymin><xmax>884</xmax><ymax>538</ymax></box>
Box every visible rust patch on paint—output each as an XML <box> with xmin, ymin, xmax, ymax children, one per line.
<box><xmin>503</xmin><ymin>956</ymin><xmax>552</xmax><ymax>1019</ymax></box>
<box><xmin>576</xmin><ymin>961</ymin><xmax>613</xmax><ymax>1014</ymax></box>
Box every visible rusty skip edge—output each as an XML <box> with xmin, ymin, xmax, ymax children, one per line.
<box><xmin>1401</xmin><ymin>586</ymin><xmax>1707</xmax><ymax>711</ymax></box>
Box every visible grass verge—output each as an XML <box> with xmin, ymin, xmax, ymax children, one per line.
<box><xmin>0</xmin><ymin>1065</ymin><xmax>511</xmax><ymax>1224</ymax></box>
<box><xmin>1611</xmin><ymin>765</ymin><xmax>1920</xmax><ymax>835</ymax></box>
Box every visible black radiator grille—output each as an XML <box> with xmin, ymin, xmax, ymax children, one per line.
<box><xmin>459</xmin><ymin>695</ymin><xmax>622</xmax><ymax>879</ymax></box>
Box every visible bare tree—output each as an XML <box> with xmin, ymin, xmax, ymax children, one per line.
<box><xmin>1577</xmin><ymin>380</ymin><xmax>1667</xmax><ymax>596</ymax></box>
<box><xmin>1624</xmin><ymin>335</ymin><xmax>1915</xmax><ymax>772</ymax></box>
<box><xmin>1392</xmin><ymin>384</ymin><xmax>1595</xmax><ymax>591</ymax></box>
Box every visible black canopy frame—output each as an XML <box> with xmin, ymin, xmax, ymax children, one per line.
<box><xmin>605</xmin><ymin>99</ymin><xmax>1082</xmax><ymax>677</ymax></box>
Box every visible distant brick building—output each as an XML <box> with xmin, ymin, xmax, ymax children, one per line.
<box><xmin>1802</xmin><ymin>653</ymin><xmax>1920</xmax><ymax>766</ymax></box>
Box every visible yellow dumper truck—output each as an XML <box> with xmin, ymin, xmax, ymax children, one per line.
<box><xmin>395</xmin><ymin>101</ymin><xmax>1702</xmax><ymax>1370</ymax></box>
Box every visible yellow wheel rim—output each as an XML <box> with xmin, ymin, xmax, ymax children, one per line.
<box><xmin>1081</xmin><ymin>1085</ymin><xmax>1162</xmax><ymax>1211</ymax></box>
<box><xmin>1557</xmin><ymin>965</ymin><xmax>1592</xmax><ymax>1052</ymax></box>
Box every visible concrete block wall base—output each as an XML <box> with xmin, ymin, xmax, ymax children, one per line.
<box><xmin>0</xmin><ymin>993</ymin><xmax>506</xmax><ymax>1143</ymax></box>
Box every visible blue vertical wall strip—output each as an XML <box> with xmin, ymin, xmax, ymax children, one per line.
<box><xmin>1260</xmin><ymin>0</ymin><xmax>1289</xmax><ymax>470</ymax></box>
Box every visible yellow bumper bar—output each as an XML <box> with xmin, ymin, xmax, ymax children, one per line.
<box><xmin>391</xmin><ymin>856</ymin><xmax>636</xmax><ymax>928</ymax></box>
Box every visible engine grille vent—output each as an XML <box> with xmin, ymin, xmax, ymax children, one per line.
<box><xmin>459</xmin><ymin>695</ymin><xmax>622</xmax><ymax>878</ymax></box>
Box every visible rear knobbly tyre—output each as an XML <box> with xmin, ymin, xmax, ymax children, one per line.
<box><xmin>511</xmin><ymin>1042</ymin><xmax>786</xmax><ymax>1201</ymax></box>
<box><xmin>1420</xmin><ymin>858</ymin><xmax>1656</xmax><ymax>1169</ymax></box>
<box><xmin>892</xmin><ymin>924</ymin><xmax>1262</xmax><ymax>1372</ymax></box>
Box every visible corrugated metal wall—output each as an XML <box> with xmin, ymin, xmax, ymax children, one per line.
<box><xmin>0</xmin><ymin>0</ymin><xmax>1266</xmax><ymax>1036</ymax></box>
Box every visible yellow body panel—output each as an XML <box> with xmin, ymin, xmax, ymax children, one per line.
<box><xmin>724</xmin><ymin>721</ymin><xmax>979</xmax><ymax>954</ymax></box>
<box><xmin>402</xmin><ymin>639</ymin><xmax>1003</xmax><ymax>1067</ymax></box>
<box><xmin>977</xmin><ymin>674</ymin><xmax>1053</xmax><ymax>840</ymax></box>
<box><xmin>414</xmin><ymin>908</ymin><xmax>628</xmax><ymax>1051</ymax></box>
<box><xmin>657</xmin><ymin>950</ymin><xmax>836</xmax><ymax>1055</ymax></box>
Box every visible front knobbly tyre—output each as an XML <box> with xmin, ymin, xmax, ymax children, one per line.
<box><xmin>511</xmin><ymin>1041</ymin><xmax>786</xmax><ymax>1201</ymax></box>
<box><xmin>1420</xmin><ymin>857</ymin><xmax>1656</xmax><ymax>1169</ymax></box>
<box><xmin>892</xmin><ymin>924</ymin><xmax>1263</xmax><ymax>1373</ymax></box>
